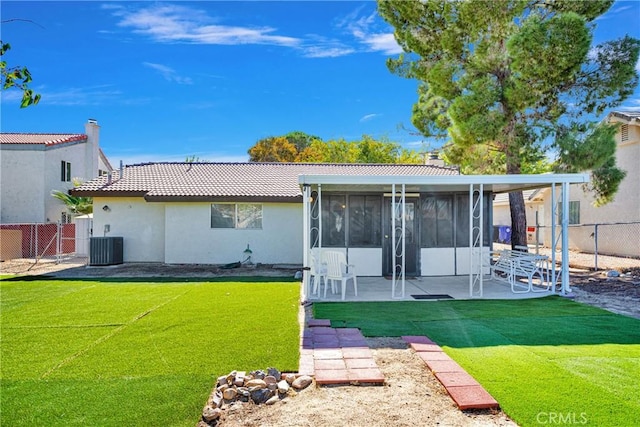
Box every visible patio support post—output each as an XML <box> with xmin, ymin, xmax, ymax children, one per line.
<box><xmin>318</xmin><ymin>184</ymin><xmax>322</xmax><ymax>250</ymax></box>
<box><xmin>561</xmin><ymin>182</ymin><xmax>571</xmax><ymax>295</ymax></box>
<box><xmin>391</xmin><ymin>184</ymin><xmax>406</xmax><ymax>299</ymax></box>
<box><xmin>401</xmin><ymin>184</ymin><xmax>406</xmax><ymax>298</ymax></box>
<box><xmin>469</xmin><ymin>184</ymin><xmax>484</xmax><ymax>298</ymax></box>
<box><xmin>302</xmin><ymin>184</ymin><xmax>310</xmax><ymax>301</ymax></box>
<box><xmin>551</xmin><ymin>184</ymin><xmax>557</xmax><ymax>293</ymax></box>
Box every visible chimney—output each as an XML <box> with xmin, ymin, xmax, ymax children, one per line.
<box><xmin>84</xmin><ymin>119</ymin><xmax>100</xmax><ymax>180</ymax></box>
<box><xmin>424</xmin><ymin>151</ymin><xmax>445</xmax><ymax>167</ymax></box>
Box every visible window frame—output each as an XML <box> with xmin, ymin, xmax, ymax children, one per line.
<box><xmin>61</xmin><ymin>161</ymin><xmax>71</xmax><ymax>182</ymax></box>
<box><xmin>211</xmin><ymin>203</ymin><xmax>263</xmax><ymax>229</ymax></box>
<box><xmin>558</xmin><ymin>201</ymin><xmax>580</xmax><ymax>225</ymax></box>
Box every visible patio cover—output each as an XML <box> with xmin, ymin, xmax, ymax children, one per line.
<box><xmin>299</xmin><ymin>173</ymin><xmax>590</xmax><ymax>301</ymax></box>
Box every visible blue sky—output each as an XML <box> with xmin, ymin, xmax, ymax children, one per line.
<box><xmin>2</xmin><ymin>1</ymin><xmax>639</xmax><ymax>165</ymax></box>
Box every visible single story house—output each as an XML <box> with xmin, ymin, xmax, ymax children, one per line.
<box><xmin>72</xmin><ymin>162</ymin><xmax>589</xmax><ymax>298</ymax></box>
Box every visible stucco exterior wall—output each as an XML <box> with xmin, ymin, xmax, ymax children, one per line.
<box><xmin>164</xmin><ymin>202</ymin><xmax>303</xmax><ymax>265</ymax></box>
<box><xmin>0</xmin><ymin>149</ymin><xmax>46</xmax><ymax>223</ymax></box>
<box><xmin>92</xmin><ymin>197</ymin><xmax>166</xmax><ymax>262</ymax></box>
<box><xmin>44</xmin><ymin>142</ymin><xmax>93</xmax><ymax>223</ymax></box>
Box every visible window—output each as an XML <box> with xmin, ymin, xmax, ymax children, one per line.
<box><xmin>349</xmin><ymin>195</ymin><xmax>381</xmax><ymax>246</ymax></box>
<box><xmin>211</xmin><ymin>204</ymin><xmax>262</xmax><ymax>229</ymax></box>
<box><xmin>558</xmin><ymin>201</ymin><xmax>580</xmax><ymax>225</ymax></box>
<box><xmin>454</xmin><ymin>193</ymin><xmax>491</xmax><ymax>247</ymax></box>
<box><xmin>61</xmin><ymin>161</ymin><xmax>71</xmax><ymax>182</ymax></box>
<box><xmin>321</xmin><ymin>195</ymin><xmax>346</xmax><ymax>246</ymax></box>
<box><xmin>421</xmin><ymin>195</ymin><xmax>453</xmax><ymax>248</ymax></box>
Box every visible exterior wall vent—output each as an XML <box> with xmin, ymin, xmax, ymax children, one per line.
<box><xmin>621</xmin><ymin>124</ymin><xmax>629</xmax><ymax>142</ymax></box>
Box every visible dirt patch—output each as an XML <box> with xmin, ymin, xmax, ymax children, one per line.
<box><xmin>217</xmin><ymin>337</ymin><xmax>516</xmax><ymax>427</ymax></box>
<box><xmin>569</xmin><ymin>267</ymin><xmax>640</xmax><ymax>319</ymax></box>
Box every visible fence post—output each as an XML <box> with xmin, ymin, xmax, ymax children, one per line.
<box><xmin>594</xmin><ymin>224</ymin><xmax>599</xmax><ymax>271</ymax></box>
<box><xmin>56</xmin><ymin>222</ymin><xmax>62</xmax><ymax>264</ymax></box>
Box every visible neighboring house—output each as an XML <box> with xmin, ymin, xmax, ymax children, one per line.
<box><xmin>493</xmin><ymin>111</ymin><xmax>640</xmax><ymax>257</ymax></box>
<box><xmin>72</xmin><ymin>162</ymin><xmax>587</xmax><ymax>296</ymax></box>
<box><xmin>0</xmin><ymin>119</ymin><xmax>113</xmax><ymax>224</ymax></box>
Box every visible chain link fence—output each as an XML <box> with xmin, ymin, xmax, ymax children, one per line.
<box><xmin>495</xmin><ymin>221</ymin><xmax>640</xmax><ymax>271</ymax></box>
<box><xmin>0</xmin><ymin>222</ymin><xmax>90</xmax><ymax>275</ymax></box>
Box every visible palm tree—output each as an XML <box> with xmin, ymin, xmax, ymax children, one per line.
<box><xmin>51</xmin><ymin>178</ymin><xmax>92</xmax><ymax>215</ymax></box>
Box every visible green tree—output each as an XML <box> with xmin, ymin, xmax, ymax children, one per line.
<box><xmin>283</xmin><ymin>131</ymin><xmax>322</xmax><ymax>152</ymax></box>
<box><xmin>1</xmin><ymin>40</ymin><xmax>40</xmax><ymax>108</ymax></box>
<box><xmin>52</xmin><ymin>179</ymin><xmax>93</xmax><ymax>216</ymax></box>
<box><xmin>185</xmin><ymin>155</ymin><xmax>206</xmax><ymax>163</ymax></box>
<box><xmin>248</xmin><ymin>136</ymin><xmax>298</xmax><ymax>162</ymax></box>
<box><xmin>249</xmin><ymin>133</ymin><xmax>426</xmax><ymax>164</ymax></box>
<box><xmin>378</xmin><ymin>0</ymin><xmax>639</xmax><ymax>247</ymax></box>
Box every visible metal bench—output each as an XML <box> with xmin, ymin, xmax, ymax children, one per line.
<box><xmin>490</xmin><ymin>249</ymin><xmax>551</xmax><ymax>293</ymax></box>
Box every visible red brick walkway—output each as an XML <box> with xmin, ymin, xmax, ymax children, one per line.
<box><xmin>300</xmin><ymin>320</ymin><xmax>499</xmax><ymax>410</ymax></box>
<box><xmin>402</xmin><ymin>335</ymin><xmax>499</xmax><ymax>410</ymax></box>
<box><xmin>301</xmin><ymin>319</ymin><xmax>384</xmax><ymax>385</ymax></box>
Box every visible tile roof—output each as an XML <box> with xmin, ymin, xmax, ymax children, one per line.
<box><xmin>0</xmin><ymin>133</ymin><xmax>87</xmax><ymax>146</ymax></box>
<box><xmin>610</xmin><ymin>111</ymin><xmax>640</xmax><ymax>123</ymax></box>
<box><xmin>493</xmin><ymin>189</ymin><xmax>543</xmax><ymax>205</ymax></box>
<box><xmin>72</xmin><ymin>162</ymin><xmax>460</xmax><ymax>201</ymax></box>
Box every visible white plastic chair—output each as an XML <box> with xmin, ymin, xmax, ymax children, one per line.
<box><xmin>309</xmin><ymin>249</ymin><xmax>329</xmax><ymax>298</ymax></box>
<box><xmin>322</xmin><ymin>250</ymin><xmax>357</xmax><ymax>300</ymax></box>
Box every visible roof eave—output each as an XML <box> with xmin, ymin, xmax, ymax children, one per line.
<box><xmin>143</xmin><ymin>195</ymin><xmax>302</xmax><ymax>203</ymax></box>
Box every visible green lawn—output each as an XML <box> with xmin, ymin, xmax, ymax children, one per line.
<box><xmin>315</xmin><ymin>297</ymin><xmax>640</xmax><ymax>427</ymax></box>
<box><xmin>0</xmin><ymin>277</ymin><xmax>300</xmax><ymax>426</ymax></box>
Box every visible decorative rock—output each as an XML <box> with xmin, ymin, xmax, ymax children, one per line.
<box><xmin>237</xmin><ymin>387</ymin><xmax>250</xmax><ymax>402</ymax></box>
<box><xmin>264</xmin><ymin>375</ymin><xmax>277</xmax><ymax>391</ymax></box>
<box><xmin>292</xmin><ymin>375</ymin><xmax>313</xmax><ymax>390</ymax></box>
<box><xmin>266</xmin><ymin>395</ymin><xmax>280</xmax><ymax>405</ymax></box>
<box><xmin>607</xmin><ymin>270</ymin><xmax>620</xmax><ymax>277</ymax></box>
<box><xmin>267</xmin><ymin>367</ymin><xmax>281</xmax><ymax>381</ymax></box>
<box><xmin>217</xmin><ymin>383</ymin><xmax>229</xmax><ymax>393</ymax></box>
<box><xmin>277</xmin><ymin>380</ymin><xmax>290</xmax><ymax>394</ymax></box>
<box><xmin>250</xmin><ymin>388</ymin><xmax>273</xmax><ymax>404</ymax></box>
<box><xmin>202</xmin><ymin>406</ymin><xmax>222</xmax><ymax>422</ymax></box>
<box><xmin>251</xmin><ymin>369</ymin><xmax>266</xmax><ymax>380</ymax></box>
<box><xmin>284</xmin><ymin>373</ymin><xmax>296</xmax><ymax>385</ymax></box>
<box><xmin>245</xmin><ymin>379</ymin><xmax>267</xmax><ymax>389</ymax></box>
<box><xmin>233</xmin><ymin>371</ymin><xmax>246</xmax><ymax>387</ymax></box>
<box><xmin>223</xmin><ymin>387</ymin><xmax>237</xmax><ymax>401</ymax></box>
<box><xmin>217</xmin><ymin>375</ymin><xmax>228</xmax><ymax>387</ymax></box>
<box><xmin>210</xmin><ymin>391</ymin><xmax>223</xmax><ymax>408</ymax></box>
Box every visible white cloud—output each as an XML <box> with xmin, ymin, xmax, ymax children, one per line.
<box><xmin>143</xmin><ymin>62</ymin><xmax>193</xmax><ymax>85</ymax></box>
<box><xmin>113</xmin><ymin>4</ymin><xmax>301</xmax><ymax>47</ymax></box>
<box><xmin>618</xmin><ymin>98</ymin><xmax>640</xmax><ymax>112</ymax></box>
<box><xmin>340</xmin><ymin>10</ymin><xmax>402</xmax><ymax>55</ymax></box>
<box><xmin>303</xmin><ymin>45</ymin><xmax>355</xmax><ymax>58</ymax></box>
<box><xmin>360</xmin><ymin>113</ymin><xmax>380</xmax><ymax>122</ymax></box>
<box><xmin>4</xmin><ymin>84</ymin><xmax>125</xmax><ymax>106</ymax></box>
